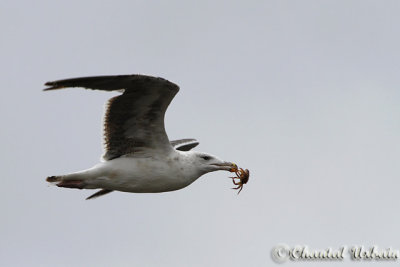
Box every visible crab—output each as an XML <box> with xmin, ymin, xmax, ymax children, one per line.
<box><xmin>229</xmin><ymin>164</ymin><xmax>250</xmax><ymax>194</ymax></box>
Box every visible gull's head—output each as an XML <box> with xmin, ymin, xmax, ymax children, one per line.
<box><xmin>190</xmin><ymin>152</ymin><xmax>237</xmax><ymax>174</ymax></box>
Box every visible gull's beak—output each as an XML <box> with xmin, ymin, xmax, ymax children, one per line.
<box><xmin>211</xmin><ymin>162</ymin><xmax>238</xmax><ymax>172</ymax></box>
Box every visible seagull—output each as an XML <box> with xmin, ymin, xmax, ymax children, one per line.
<box><xmin>44</xmin><ymin>74</ymin><xmax>238</xmax><ymax>200</ymax></box>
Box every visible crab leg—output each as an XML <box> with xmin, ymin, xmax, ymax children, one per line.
<box><xmin>231</xmin><ymin>179</ymin><xmax>241</xmax><ymax>185</ymax></box>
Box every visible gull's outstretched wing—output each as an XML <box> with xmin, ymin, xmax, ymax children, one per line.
<box><xmin>44</xmin><ymin>74</ymin><xmax>179</xmax><ymax>160</ymax></box>
<box><xmin>170</xmin><ymin>139</ymin><xmax>199</xmax><ymax>151</ymax></box>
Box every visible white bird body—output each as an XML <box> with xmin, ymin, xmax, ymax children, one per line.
<box><xmin>63</xmin><ymin>150</ymin><xmax>218</xmax><ymax>193</ymax></box>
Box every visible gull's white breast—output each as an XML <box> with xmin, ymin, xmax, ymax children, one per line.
<box><xmin>83</xmin><ymin>152</ymin><xmax>200</xmax><ymax>193</ymax></box>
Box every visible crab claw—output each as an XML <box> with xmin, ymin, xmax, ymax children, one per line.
<box><xmin>229</xmin><ymin>163</ymin><xmax>238</xmax><ymax>172</ymax></box>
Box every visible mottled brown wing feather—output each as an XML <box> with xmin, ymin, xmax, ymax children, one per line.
<box><xmin>44</xmin><ymin>75</ymin><xmax>179</xmax><ymax>160</ymax></box>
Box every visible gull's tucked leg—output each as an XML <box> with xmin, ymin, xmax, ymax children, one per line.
<box><xmin>56</xmin><ymin>180</ymin><xmax>86</xmax><ymax>189</ymax></box>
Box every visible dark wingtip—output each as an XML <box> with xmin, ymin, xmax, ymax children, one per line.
<box><xmin>43</xmin><ymin>81</ymin><xmax>64</xmax><ymax>91</ymax></box>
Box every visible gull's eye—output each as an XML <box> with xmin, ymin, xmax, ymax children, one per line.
<box><xmin>201</xmin><ymin>155</ymin><xmax>211</xmax><ymax>161</ymax></box>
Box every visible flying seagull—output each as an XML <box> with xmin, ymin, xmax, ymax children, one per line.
<box><xmin>45</xmin><ymin>74</ymin><xmax>238</xmax><ymax>199</ymax></box>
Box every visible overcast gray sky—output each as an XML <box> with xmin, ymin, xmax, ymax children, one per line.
<box><xmin>1</xmin><ymin>1</ymin><xmax>400</xmax><ymax>266</ymax></box>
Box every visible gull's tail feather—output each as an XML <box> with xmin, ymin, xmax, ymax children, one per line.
<box><xmin>46</xmin><ymin>175</ymin><xmax>61</xmax><ymax>183</ymax></box>
<box><xmin>46</xmin><ymin>175</ymin><xmax>112</xmax><ymax>200</ymax></box>
<box><xmin>46</xmin><ymin>175</ymin><xmax>86</xmax><ymax>189</ymax></box>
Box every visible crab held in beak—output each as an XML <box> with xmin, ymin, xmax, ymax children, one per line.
<box><xmin>211</xmin><ymin>162</ymin><xmax>250</xmax><ymax>194</ymax></box>
<box><xmin>230</xmin><ymin>167</ymin><xmax>250</xmax><ymax>194</ymax></box>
